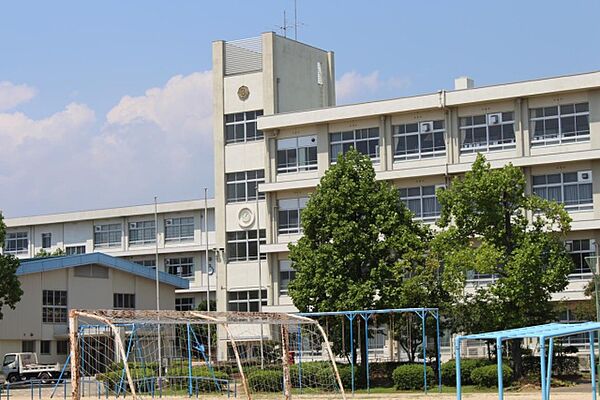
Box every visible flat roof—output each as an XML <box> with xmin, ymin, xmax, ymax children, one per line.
<box><xmin>5</xmin><ymin>198</ymin><xmax>215</xmax><ymax>227</ymax></box>
<box><xmin>258</xmin><ymin>70</ymin><xmax>600</xmax><ymax>130</ymax></box>
<box><xmin>18</xmin><ymin>253</ymin><xmax>189</xmax><ymax>289</ymax></box>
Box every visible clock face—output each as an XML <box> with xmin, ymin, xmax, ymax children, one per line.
<box><xmin>237</xmin><ymin>85</ymin><xmax>250</xmax><ymax>101</ymax></box>
<box><xmin>238</xmin><ymin>207</ymin><xmax>254</xmax><ymax>228</ymax></box>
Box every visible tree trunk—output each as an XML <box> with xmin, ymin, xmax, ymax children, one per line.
<box><xmin>510</xmin><ymin>339</ymin><xmax>523</xmax><ymax>379</ymax></box>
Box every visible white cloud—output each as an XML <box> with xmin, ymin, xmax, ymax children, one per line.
<box><xmin>0</xmin><ymin>72</ymin><xmax>214</xmax><ymax>217</ymax></box>
<box><xmin>336</xmin><ymin>70</ymin><xmax>410</xmax><ymax>104</ymax></box>
<box><xmin>0</xmin><ymin>81</ymin><xmax>37</xmax><ymax>111</ymax></box>
<box><xmin>0</xmin><ymin>103</ymin><xmax>95</xmax><ymax>151</ymax></box>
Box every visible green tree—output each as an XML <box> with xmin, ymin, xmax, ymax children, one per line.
<box><xmin>288</xmin><ymin>149</ymin><xmax>431</xmax><ymax>380</ymax></box>
<box><xmin>433</xmin><ymin>154</ymin><xmax>573</xmax><ymax>378</ymax></box>
<box><xmin>0</xmin><ymin>212</ymin><xmax>23</xmax><ymax>319</ymax></box>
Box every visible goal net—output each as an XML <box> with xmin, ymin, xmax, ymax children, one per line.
<box><xmin>69</xmin><ymin>310</ymin><xmax>347</xmax><ymax>399</ymax></box>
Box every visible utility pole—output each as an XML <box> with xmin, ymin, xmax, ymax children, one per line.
<box><xmin>204</xmin><ymin>187</ymin><xmax>212</xmax><ymax>361</ymax></box>
<box><xmin>154</xmin><ymin>196</ymin><xmax>163</xmax><ymax>388</ymax></box>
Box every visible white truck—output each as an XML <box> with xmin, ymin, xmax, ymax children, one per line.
<box><xmin>1</xmin><ymin>353</ymin><xmax>63</xmax><ymax>384</ymax></box>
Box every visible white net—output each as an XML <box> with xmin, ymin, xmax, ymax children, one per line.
<box><xmin>70</xmin><ymin>310</ymin><xmax>347</xmax><ymax>399</ymax></box>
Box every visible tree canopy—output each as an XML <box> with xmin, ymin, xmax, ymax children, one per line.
<box><xmin>0</xmin><ymin>212</ymin><xmax>23</xmax><ymax>319</ymax></box>
<box><xmin>433</xmin><ymin>154</ymin><xmax>573</xmax><ymax>375</ymax></box>
<box><xmin>288</xmin><ymin>148</ymin><xmax>431</xmax><ymax>313</ymax></box>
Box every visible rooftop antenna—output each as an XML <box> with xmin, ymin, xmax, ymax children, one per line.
<box><xmin>294</xmin><ymin>0</ymin><xmax>297</xmax><ymax>40</ymax></box>
<box><xmin>276</xmin><ymin>1</ymin><xmax>305</xmax><ymax>40</ymax></box>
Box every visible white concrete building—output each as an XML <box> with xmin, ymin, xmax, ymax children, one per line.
<box><xmin>4</xmin><ymin>32</ymin><xmax>600</xmax><ymax>357</ymax></box>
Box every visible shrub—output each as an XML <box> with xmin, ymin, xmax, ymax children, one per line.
<box><xmin>392</xmin><ymin>364</ymin><xmax>434</xmax><ymax>390</ymax></box>
<box><xmin>289</xmin><ymin>362</ymin><xmax>330</xmax><ymax>388</ymax></box>
<box><xmin>247</xmin><ymin>369</ymin><xmax>283</xmax><ymax>392</ymax></box>
<box><xmin>441</xmin><ymin>358</ymin><xmax>492</xmax><ymax>386</ymax></box>
<box><xmin>470</xmin><ymin>364</ymin><xmax>513</xmax><ymax>387</ymax></box>
<box><xmin>336</xmin><ymin>365</ymin><xmax>358</xmax><ymax>389</ymax></box>
<box><xmin>522</xmin><ymin>355</ymin><xmax>580</xmax><ymax>377</ymax></box>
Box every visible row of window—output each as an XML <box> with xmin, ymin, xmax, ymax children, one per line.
<box><xmin>267</xmin><ymin>102</ymin><xmax>590</xmax><ymax>174</ymax></box>
<box><xmin>21</xmin><ymin>340</ymin><xmax>69</xmax><ymax>355</ymax></box>
<box><xmin>3</xmin><ymin>218</ymin><xmax>197</xmax><ymax>254</ymax></box>
<box><xmin>41</xmin><ymin>290</ymin><xmax>136</xmax><ymax>324</ymax></box>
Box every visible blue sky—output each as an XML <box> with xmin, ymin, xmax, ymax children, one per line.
<box><xmin>1</xmin><ymin>0</ymin><xmax>599</xmax><ymax>217</ymax></box>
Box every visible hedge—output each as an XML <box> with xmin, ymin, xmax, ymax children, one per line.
<box><xmin>441</xmin><ymin>359</ymin><xmax>492</xmax><ymax>386</ymax></box>
<box><xmin>247</xmin><ymin>369</ymin><xmax>283</xmax><ymax>392</ymax></box>
<box><xmin>470</xmin><ymin>364</ymin><xmax>513</xmax><ymax>387</ymax></box>
<box><xmin>522</xmin><ymin>355</ymin><xmax>580</xmax><ymax>377</ymax></box>
<box><xmin>392</xmin><ymin>364</ymin><xmax>434</xmax><ymax>390</ymax></box>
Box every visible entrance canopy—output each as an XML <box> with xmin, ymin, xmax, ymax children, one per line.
<box><xmin>455</xmin><ymin>322</ymin><xmax>600</xmax><ymax>400</ymax></box>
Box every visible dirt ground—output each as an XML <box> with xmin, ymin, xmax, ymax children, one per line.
<box><xmin>0</xmin><ymin>385</ymin><xmax>596</xmax><ymax>399</ymax></box>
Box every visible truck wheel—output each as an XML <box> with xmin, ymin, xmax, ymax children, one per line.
<box><xmin>39</xmin><ymin>372</ymin><xmax>52</xmax><ymax>384</ymax></box>
<box><xmin>7</xmin><ymin>373</ymin><xmax>19</xmax><ymax>383</ymax></box>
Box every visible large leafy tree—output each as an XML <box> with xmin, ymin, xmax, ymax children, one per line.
<box><xmin>288</xmin><ymin>149</ymin><xmax>431</xmax><ymax>377</ymax></box>
<box><xmin>433</xmin><ymin>154</ymin><xmax>573</xmax><ymax>377</ymax></box>
<box><xmin>0</xmin><ymin>212</ymin><xmax>23</xmax><ymax>319</ymax></box>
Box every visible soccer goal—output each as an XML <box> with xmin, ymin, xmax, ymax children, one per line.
<box><xmin>69</xmin><ymin>309</ymin><xmax>347</xmax><ymax>399</ymax></box>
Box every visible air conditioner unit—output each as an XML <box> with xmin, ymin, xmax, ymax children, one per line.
<box><xmin>420</xmin><ymin>121</ymin><xmax>433</xmax><ymax>133</ymax></box>
<box><xmin>488</xmin><ymin>113</ymin><xmax>502</xmax><ymax>125</ymax></box>
<box><xmin>578</xmin><ymin>171</ymin><xmax>592</xmax><ymax>183</ymax></box>
<box><xmin>165</xmin><ymin>219</ymin><xmax>173</xmax><ymax>226</ymax></box>
<box><xmin>129</xmin><ymin>222</ymin><xmax>138</xmax><ymax>229</ymax></box>
<box><xmin>94</xmin><ymin>226</ymin><xmax>102</xmax><ymax>232</ymax></box>
<box><xmin>165</xmin><ymin>259</ymin><xmax>171</xmax><ymax>265</ymax></box>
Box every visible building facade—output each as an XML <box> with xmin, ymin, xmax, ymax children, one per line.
<box><xmin>4</xmin><ymin>200</ymin><xmax>217</xmax><ymax>311</ymax></box>
<box><xmin>3</xmin><ymin>33</ymin><xmax>600</xmax><ymax>356</ymax></box>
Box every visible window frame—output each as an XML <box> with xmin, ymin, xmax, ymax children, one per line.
<box><xmin>530</xmin><ymin>102</ymin><xmax>590</xmax><ymax>146</ymax></box>
<box><xmin>532</xmin><ymin>171</ymin><xmax>593</xmax><ymax>212</ymax></box>
<box><xmin>128</xmin><ymin>220</ymin><xmax>156</xmax><ymax>246</ymax></box>
<box><xmin>226</xmin><ymin>229</ymin><xmax>267</xmax><ymax>262</ymax></box>
<box><xmin>65</xmin><ymin>245</ymin><xmax>86</xmax><ymax>255</ymax></box>
<box><xmin>276</xmin><ymin>136</ymin><xmax>318</xmax><ymax>174</ymax></box>
<box><xmin>399</xmin><ymin>185</ymin><xmax>443</xmax><ymax>222</ymax></box>
<box><xmin>329</xmin><ymin>128</ymin><xmax>380</xmax><ymax>163</ymax></box>
<box><xmin>459</xmin><ymin>112</ymin><xmax>515</xmax><ymax>153</ymax></box>
<box><xmin>165</xmin><ymin>257</ymin><xmax>195</xmax><ymax>278</ymax></box>
<box><xmin>279</xmin><ymin>260</ymin><xmax>296</xmax><ymax>296</ymax></box>
<box><xmin>393</xmin><ymin>120</ymin><xmax>446</xmax><ymax>161</ymax></box>
<box><xmin>113</xmin><ymin>293</ymin><xmax>136</xmax><ymax>309</ymax></box>
<box><xmin>565</xmin><ymin>239</ymin><xmax>594</xmax><ymax>279</ymax></box>
<box><xmin>42</xmin><ymin>290</ymin><xmax>68</xmax><ymax>324</ymax></box>
<box><xmin>226</xmin><ymin>170</ymin><xmax>265</xmax><ymax>203</ymax></box>
<box><xmin>224</xmin><ymin>110</ymin><xmax>264</xmax><ymax>144</ymax></box>
<box><xmin>93</xmin><ymin>223</ymin><xmax>122</xmax><ymax>249</ymax></box>
<box><xmin>227</xmin><ymin>290</ymin><xmax>267</xmax><ymax>312</ymax></box>
<box><xmin>175</xmin><ymin>297</ymin><xmax>195</xmax><ymax>311</ymax></box>
<box><xmin>278</xmin><ymin>198</ymin><xmax>309</xmax><ymax>235</ymax></box>
<box><xmin>41</xmin><ymin>233</ymin><xmax>52</xmax><ymax>249</ymax></box>
<box><xmin>164</xmin><ymin>217</ymin><xmax>194</xmax><ymax>243</ymax></box>
<box><xmin>4</xmin><ymin>231</ymin><xmax>28</xmax><ymax>255</ymax></box>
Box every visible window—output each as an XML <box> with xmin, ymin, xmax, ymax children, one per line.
<box><xmin>399</xmin><ymin>185</ymin><xmax>443</xmax><ymax>221</ymax></box>
<box><xmin>277</xmin><ymin>136</ymin><xmax>318</xmax><ymax>174</ymax></box>
<box><xmin>165</xmin><ymin>217</ymin><xmax>194</xmax><ymax>242</ymax></box>
<box><xmin>41</xmin><ymin>233</ymin><xmax>52</xmax><ymax>249</ymax></box>
<box><xmin>330</xmin><ymin>128</ymin><xmax>379</xmax><ymax>162</ymax></box>
<box><xmin>278</xmin><ymin>198</ymin><xmax>308</xmax><ymax>234</ymax></box>
<box><xmin>93</xmin><ymin>224</ymin><xmax>122</xmax><ymax>248</ymax></box>
<box><xmin>133</xmin><ymin>259</ymin><xmax>156</xmax><ymax>268</ymax></box>
<box><xmin>74</xmin><ymin>265</ymin><xmax>109</xmax><ymax>279</ymax></box>
<box><xmin>165</xmin><ymin>257</ymin><xmax>194</xmax><ymax>278</ymax></box>
<box><xmin>279</xmin><ymin>260</ymin><xmax>296</xmax><ymax>296</ymax></box>
<box><xmin>129</xmin><ymin>221</ymin><xmax>155</xmax><ymax>245</ymax></box>
<box><xmin>175</xmin><ymin>298</ymin><xmax>195</xmax><ymax>311</ymax></box>
<box><xmin>466</xmin><ymin>270</ymin><xmax>497</xmax><ymax>284</ymax></box>
<box><xmin>558</xmin><ymin>309</ymin><xmax>587</xmax><ymax>346</ymax></box>
<box><xmin>4</xmin><ymin>232</ymin><xmax>28</xmax><ymax>255</ymax></box>
<box><xmin>225</xmin><ymin>110</ymin><xmax>264</xmax><ymax>144</ymax></box>
<box><xmin>22</xmin><ymin>341</ymin><xmax>35</xmax><ymax>353</ymax></box>
<box><xmin>227</xmin><ymin>290</ymin><xmax>267</xmax><ymax>312</ymax></box>
<box><xmin>226</xmin><ymin>230</ymin><xmax>266</xmax><ymax>262</ymax></box>
<box><xmin>40</xmin><ymin>340</ymin><xmax>51</xmax><ymax>355</ymax></box>
<box><xmin>56</xmin><ymin>340</ymin><xmax>69</xmax><ymax>355</ymax></box>
<box><xmin>42</xmin><ymin>290</ymin><xmax>67</xmax><ymax>324</ymax></box>
<box><xmin>113</xmin><ymin>293</ymin><xmax>135</xmax><ymax>309</ymax></box>
<box><xmin>226</xmin><ymin>170</ymin><xmax>265</xmax><ymax>203</ymax></box>
<box><xmin>532</xmin><ymin>171</ymin><xmax>593</xmax><ymax>211</ymax></box>
<box><xmin>530</xmin><ymin>103</ymin><xmax>590</xmax><ymax>146</ymax></box>
<box><xmin>566</xmin><ymin>239</ymin><xmax>594</xmax><ymax>279</ymax></box>
<box><xmin>459</xmin><ymin>112</ymin><xmax>515</xmax><ymax>153</ymax></box>
<box><xmin>66</xmin><ymin>245</ymin><xmax>86</xmax><ymax>255</ymax></box>
<box><xmin>393</xmin><ymin>120</ymin><xmax>445</xmax><ymax>161</ymax></box>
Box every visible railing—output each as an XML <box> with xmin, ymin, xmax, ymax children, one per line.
<box><xmin>1</xmin><ymin>378</ymin><xmax>68</xmax><ymax>400</ymax></box>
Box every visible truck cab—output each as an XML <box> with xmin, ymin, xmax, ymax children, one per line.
<box><xmin>1</xmin><ymin>352</ymin><xmax>61</xmax><ymax>384</ymax></box>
